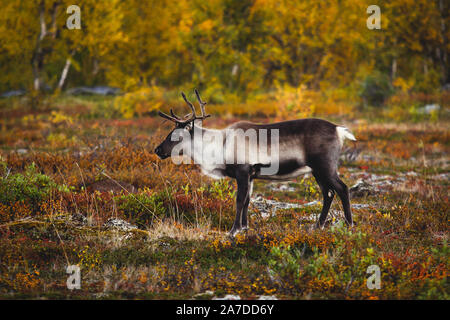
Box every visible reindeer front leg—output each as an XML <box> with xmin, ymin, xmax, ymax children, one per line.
<box><xmin>230</xmin><ymin>172</ymin><xmax>251</xmax><ymax>237</ymax></box>
<box><xmin>241</xmin><ymin>180</ymin><xmax>253</xmax><ymax>230</ymax></box>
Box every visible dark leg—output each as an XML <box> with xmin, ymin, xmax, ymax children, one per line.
<box><xmin>230</xmin><ymin>173</ymin><xmax>251</xmax><ymax>236</ymax></box>
<box><xmin>330</xmin><ymin>175</ymin><xmax>353</xmax><ymax>226</ymax></box>
<box><xmin>241</xmin><ymin>180</ymin><xmax>253</xmax><ymax>229</ymax></box>
<box><xmin>313</xmin><ymin>174</ymin><xmax>335</xmax><ymax>228</ymax></box>
<box><xmin>309</xmin><ymin>141</ymin><xmax>353</xmax><ymax>227</ymax></box>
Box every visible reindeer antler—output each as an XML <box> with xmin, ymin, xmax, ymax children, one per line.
<box><xmin>194</xmin><ymin>88</ymin><xmax>208</xmax><ymax>118</ymax></box>
<box><xmin>158</xmin><ymin>89</ymin><xmax>210</xmax><ymax>124</ymax></box>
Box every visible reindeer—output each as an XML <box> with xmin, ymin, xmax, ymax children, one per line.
<box><xmin>154</xmin><ymin>89</ymin><xmax>357</xmax><ymax>236</ymax></box>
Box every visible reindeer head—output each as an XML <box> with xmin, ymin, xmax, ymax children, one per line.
<box><xmin>154</xmin><ymin>89</ymin><xmax>210</xmax><ymax>159</ymax></box>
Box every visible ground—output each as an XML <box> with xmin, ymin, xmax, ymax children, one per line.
<box><xmin>0</xmin><ymin>97</ymin><xmax>448</xmax><ymax>299</ymax></box>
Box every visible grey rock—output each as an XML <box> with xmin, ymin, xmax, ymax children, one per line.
<box><xmin>213</xmin><ymin>294</ymin><xmax>241</xmax><ymax>300</ymax></box>
<box><xmin>349</xmin><ymin>179</ymin><xmax>377</xmax><ymax>198</ymax></box>
<box><xmin>251</xmin><ymin>195</ymin><xmax>319</xmax><ymax>218</ymax></box>
<box><xmin>66</xmin><ymin>86</ymin><xmax>121</xmax><ymax>96</ymax></box>
<box><xmin>351</xmin><ymin>203</ymin><xmax>371</xmax><ymax>209</ymax></box>
<box><xmin>104</xmin><ymin>218</ymin><xmax>137</xmax><ymax>231</ymax></box>
<box><xmin>267</xmin><ymin>183</ymin><xmax>296</xmax><ymax>192</ymax></box>
<box><xmin>418</xmin><ymin>104</ymin><xmax>440</xmax><ymax>114</ymax></box>
<box><xmin>71</xmin><ymin>213</ymin><xmax>88</xmax><ymax>226</ymax></box>
<box><xmin>258</xmin><ymin>295</ymin><xmax>278</xmax><ymax>300</ymax></box>
<box><xmin>1</xmin><ymin>90</ymin><xmax>26</xmax><ymax>98</ymax></box>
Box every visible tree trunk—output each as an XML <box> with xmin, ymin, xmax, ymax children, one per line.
<box><xmin>57</xmin><ymin>54</ymin><xmax>74</xmax><ymax>90</ymax></box>
<box><xmin>31</xmin><ymin>1</ymin><xmax>61</xmax><ymax>92</ymax></box>
<box><xmin>391</xmin><ymin>57</ymin><xmax>397</xmax><ymax>81</ymax></box>
<box><xmin>32</xmin><ymin>0</ymin><xmax>47</xmax><ymax>92</ymax></box>
<box><xmin>439</xmin><ymin>0</ymin><xmax>448</xmax><ymax>84</ymax></box>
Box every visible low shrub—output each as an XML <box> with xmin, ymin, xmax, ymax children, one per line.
<box><xmin>0</xmin><ymin>162</ymin><xmax>67</xmax><ymax>219</ymax></box>
<box><xmin>115</xmin><ymin>189</ymin><xmax>166</xmax><ymax>226</ymax></box>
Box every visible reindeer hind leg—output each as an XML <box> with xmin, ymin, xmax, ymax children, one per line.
<box><xmin>313</xmin><ymin>173</ymin><xmax>335</xmax><ymax>228</ymax></box>
<box><xmin>329</xmin><ymin>175</ymin><xmax>353</xmax><ymax>226</ymax></box>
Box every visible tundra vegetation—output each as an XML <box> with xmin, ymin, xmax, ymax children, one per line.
<box><xmin>0</xmin><ymin>92</ymin><xmax>448</xmax><ymax>299</ymax></box>
<box><xmin>0</xmin><ymin>0</ymin><xmax>448</xmax><ymax>299</ymax></box>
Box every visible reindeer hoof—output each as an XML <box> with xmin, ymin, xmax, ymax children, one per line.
<box><xmin>229</xmin><ymin>226</ymin><xmax>243</xmax><ymax>237</ymax></box>
<box><xmin>315</xmin><ymin>222</ymin><xmax>325</xmax><ymax>230</ymax></box>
